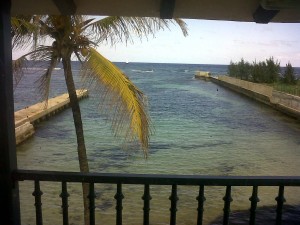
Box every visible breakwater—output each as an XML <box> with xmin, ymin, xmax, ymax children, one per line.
<box><xmin>196</xmin><ymin>75</ymin><xmax>300</xmax><ymax>120</ymax></box>
<box><xmin>194</xmin><ymin>71</ymin><xmax>211</xmax><ymax>81</ymax></box>
<box><xmin>15</xmin><ymin>89</ymin><xmax>88</xmax><ymax>145</ymax></box>
<box><xmin>210</xmin><ymin>76</ymin><xmax>273</xmax><ymax>105</ymax></box>
<box><xmin>271</xmin><ymin>91</ymin><xmax>300</xmax><ymax>119</ymax></box>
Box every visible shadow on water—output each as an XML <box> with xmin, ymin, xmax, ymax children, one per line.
<box><xmin>179</xmin><ymin>140</ymin><xmax>233</xmax><ymax>150</ymax></box>
<box><xmin>209</xmin><ymin>205</ymin><xmax>300</xmax><ymax>225</ymax></box>
<box><xmin>150</xmin><ymin>142</ymin><xmax>172</xmax><ymax>150</ymax></box>
<box><xmin>96</xmin><ymin>200</ymin><xmax>113</xmax><ymax>211</ymax></box>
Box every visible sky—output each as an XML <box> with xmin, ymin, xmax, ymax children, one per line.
<box><xmin>97</xmin><ymin>19</ymin><xmax>300</xmax><ymax>67</ymax></box>
<box><xmin>12</xmin><ymin>19</ymin><xmax>300</xmax><ymax>67</ymax></box>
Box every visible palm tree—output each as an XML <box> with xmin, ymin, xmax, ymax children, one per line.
<box><xmin>12</xmin><ymin>15</ymin><xmax>188</xmax><ymax>224</ymax></box>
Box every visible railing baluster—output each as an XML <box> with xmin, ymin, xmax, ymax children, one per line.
<box><xmin>142</xmin><ymin>184</ymin><xmax>152</xmax><ymax>225</ymax></box>
<box><xmin>88</xmin><ymin>183</ymin><xmax>96</xmax><ymax>225</ymax></box>
<box><xmin>196</xmin><ymin>185</ymin><xmax>206</xmax><ymax>225</ymax></box>
<box><xmin>13</xmin><ymin>170</ymin><xmax>300</xmax><ymax>225</ymax></box>
<box><xmin>32</xmin><ymin>180</ymin><xmax>43</xmax><ymax>225</ymax></box>
<box><xmin>249</xmin><ymin>186</ymin><xmax>259</xmax><ymax>225</ymax></box>
<box><xmin>60</xmin><ymin>182</ymin><xmax>70</xmax><ymax>225</ymax></box>
<box><xmin>169</xmin><ymin>184</ymin><xmax>178</xmax><ymax>225</ymax></box>
<box><xmin>114</xmin><ymin>183</ymin><xmax>124</xmax><ymax>225</ymax></box>
<box><xmin>275</xmin><ymin>186</ymin><xmax>286</xmax><ymax>225</ymax></box>
<box><xmin>222</xmin><ymin>186</ymin><xmax>232</xmax><ymax>225</ymax></box>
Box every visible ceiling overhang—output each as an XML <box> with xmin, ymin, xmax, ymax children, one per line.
<box><xmin>11</xmin><ymin>0</ymin><xmax>300</xmax><ymax>23</ymax></box>
<box><xmin>52</xmin><ymin>0</ymin><xmax>77</xmax><ymax>15</ymax></box>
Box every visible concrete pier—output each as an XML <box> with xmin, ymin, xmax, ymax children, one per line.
<box><xmin>209</xmin><ymin>76</ymin><xmax>300</xmax><ymax>120</ymax></box>
<box><xmin>15</xmin><ymin>89</ymin><xmax>88</xmax><ymax>145</ymax></box>
<box><xmin>195</xmin><ymin>71</ymin><xmax>211</xmax><ymax>81</ymax></box>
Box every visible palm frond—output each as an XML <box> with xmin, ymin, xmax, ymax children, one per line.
<box><xmin>12</xmin><ymin>46</ymin><xmax>49</xmax><ymax>90</ymax></box>
<box><xmin>13</xmin><ymin>46</ymin><xmax>56</xmax><ymax>107</ymax></box>
<box><xmin>26</xmin><ymin>46</ymin><xmax>57</xmax><ymax>106</ymax></box>
<box><xmin>12</xmin><ymin>55</ymin><xmax>28</xmax><ymax>90</ymax></box>
<box><xmin>33</xmin><ymin>16</ymin><xmax>47</xmax><ymax>49</ymax></box>
<box><xmin>85</xmin><ymin>17</ymin><xmax>188</xmax><ymax>45</ymax></box>
<box><xmin>11</xmin><ymin>15</ymin><xmax>50</xmax><ymax>51</ymax></box>
<box><xmin>11</xmin><ymin>16</ymin><xmax>37</xmax><ymax>50</ymax></box>
<box><xmin>29</xmin><ymin>45</ymin><xmax>54</xmax><ymax>61</ymax></box>
<box><xmin>82</xmin><ymin>47</ymin><xmax>151</xmax><ymax>156</ymax></box>
<box><xmin>173</xmin><ymin>18</ymin><xmax>188</xmax><ymax>37</ymax></box>
<box><xmin>35</xmin><ymin>56</ymin><xmax>58</xmax><ymax>108</ymax></box>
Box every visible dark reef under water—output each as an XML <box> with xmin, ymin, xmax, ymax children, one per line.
<box><xmin>210</xmin><ymin>205</ymin><xmax>300</xmax><ymax>225</ymax></box>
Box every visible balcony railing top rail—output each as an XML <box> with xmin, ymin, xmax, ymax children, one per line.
<box><xmin>13</xmin><ymin>169</ymin><xmax>300</xmax><ymax>186</ymax></box>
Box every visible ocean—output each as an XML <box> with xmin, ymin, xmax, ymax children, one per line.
<box><xmin>15</xmin><ymin>62</ymin><xmax>300</xmax><ymax>225</ymax></box>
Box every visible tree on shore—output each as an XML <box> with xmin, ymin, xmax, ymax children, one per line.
<box><xmin>12</xmin><ymin>15</ymin><xmax>188</xmax><ymax>224</ymax></box>
<box><xmin>228</xmin><ymin>59</ymin><xmax>251</xmax><ymax>80</ymax></box>
<box><xmin>265</xmin><ymin>57</ymin><xmax>280</xmax><ymax>83</ymax></box>
<box><xmin>282</xmin><ymin>62</ymin><xmax>297</xmax><ymax>84</ymax></box>
<box><xmin>228</xmin><ymin>57</ymin><xmax>280</xmax><ymax>83</ymax></box>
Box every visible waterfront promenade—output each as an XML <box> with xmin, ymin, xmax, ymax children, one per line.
<box><xmin>15</xmin><ymin>89</ymin><xmax>88</xmax><ymax>145</ymax></box>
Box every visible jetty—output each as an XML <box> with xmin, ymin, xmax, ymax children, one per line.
<box><xmin>195</xmin><ymin>73</ymin><xmax>300</xmax><ymax>120</ymax></box>
<box><xmin>15</xmin><ymin>89</ymin><xmax>89</xmax><ymax>145</ymax></box>
<box><xmin>195</xmin><ymin>71</ymin><xmax>211</xmax><ymax>81</ymax></box>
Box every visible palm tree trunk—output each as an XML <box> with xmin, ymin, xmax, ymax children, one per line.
<box><xmin>62</xmin><ymin>57</ymin><xmax>90</xmax><ymax>225</ymax></box>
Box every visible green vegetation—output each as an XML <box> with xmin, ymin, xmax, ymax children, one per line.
<box><xmin>282</xmin><ymin>62</ymin><xmax>297</xmax><ymax>85</ymax></box>
<box><xmin>228</xmin><ymin>57</ymin><xmax>280</xmax><ymax>83</ymax></box>
<box><xmin>272</xmin><ymin>82</ymin><xmax>300</xmax><ymax>96</ymax></box>
<box><xmin>228</xmin><ymin>58</ymin><xmax>251</xmax><ymax>81</ymax></box>
<box><xmin>228</xmin><ymin>58</ymin><xmax>300</xmax><ymax>96</ymax></box>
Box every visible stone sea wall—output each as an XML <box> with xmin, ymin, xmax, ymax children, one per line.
<box><xmin>271</xmin><ymin>91</ymin><xmax>300</xmax><ymax>119</ymax></box>
<box><xmin>209</xmin><ymin>76</ymin><xmax>300</xmax><ymax>120</ymax></box>
<box><xmin>15</xmin><ymin>89</ymin><xmax>88</xmax><ymax>145</ymax></box>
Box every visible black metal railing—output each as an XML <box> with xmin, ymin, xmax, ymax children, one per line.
<box><xmin>13</xmin><ymin>170</ymin><xmax>300</xmax><ymax>225</ymax></box>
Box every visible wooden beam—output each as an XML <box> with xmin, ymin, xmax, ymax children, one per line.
<box><xmin>160</xmin><ymin>0</ymin><xmax>176</xmax><ymax>19</ymax></box>
<box><xmin>253</xmin><ymin>5</ymin><xmax>279</xmax><ymax>24</ymax></box>
<box><xmin>0</xmin><ymin>0</ymin><xmax>21</xmax><ymax>224</ymax></box>
<box><xmin>52</xmin><ymin>0</ymin><xmax>77</xmax><ymax>14</ymax></box>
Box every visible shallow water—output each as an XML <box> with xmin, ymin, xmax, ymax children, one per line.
<box><xmin>16</xmin><ymin>62</ymin><xmax>300</xmax><ymax>224</ymax></box>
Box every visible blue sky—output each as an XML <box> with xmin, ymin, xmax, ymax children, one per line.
<box><xmin>97</xmin><ymin>19</ymin><xmax>300</xmax><ymax>67</ymax></box>
<box><xmin>12</xmin><ymin>19</ymin><xmax>300</xmax><ymax>67</ymax></box>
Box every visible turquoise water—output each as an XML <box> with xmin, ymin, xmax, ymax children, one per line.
<box><xmin>15</xmin><ymin>62</ymin><xmax>300</xmax><ymax>224</ymax></box>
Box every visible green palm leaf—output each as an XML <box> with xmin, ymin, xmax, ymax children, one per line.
<box><xmin>86</xmin><ymin>16</ymin><xmax>188</xmax><ymax>45</ymax></box>
<box><xmin>83</xmin><ymin>47</ymin><xmax>151</xmax><ymax>155</ymax></box>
